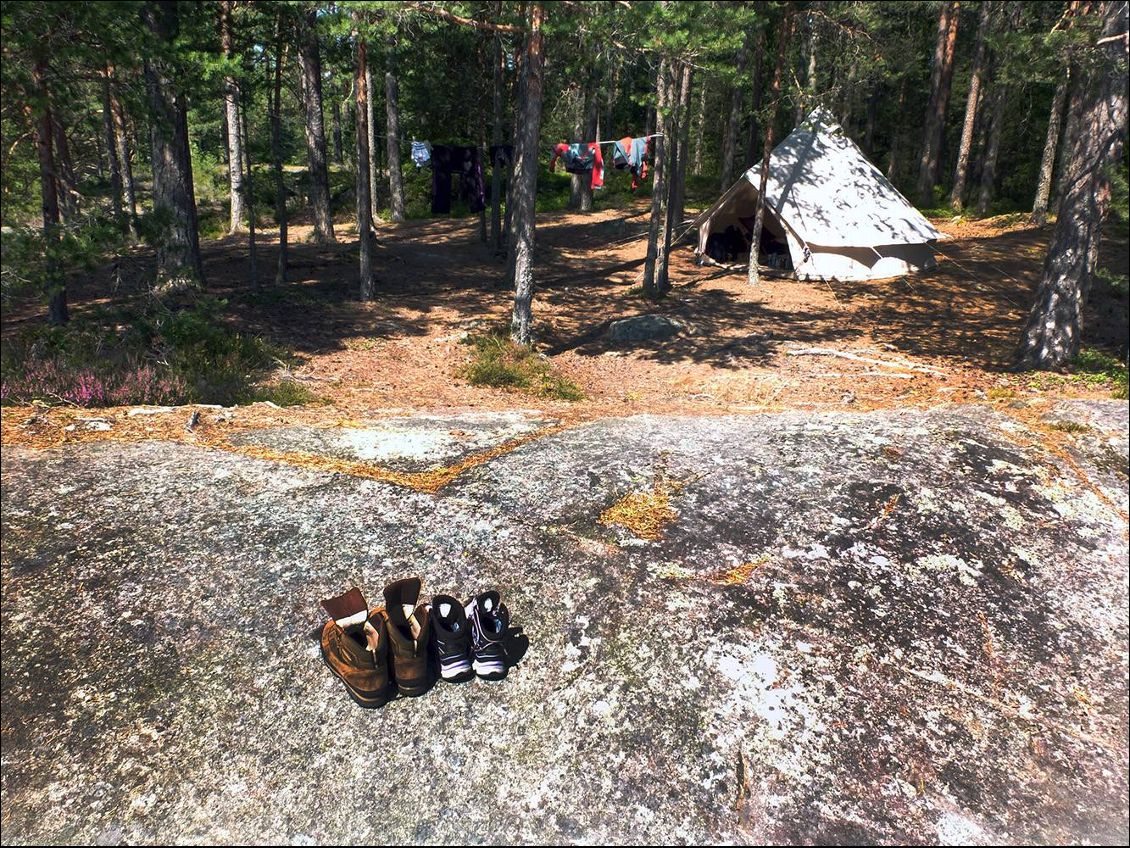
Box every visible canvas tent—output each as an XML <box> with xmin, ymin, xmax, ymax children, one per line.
<box><xmin>693</xmin><ymin>109</ymin><xmax>944</xmax><ymax>282</ymax></box>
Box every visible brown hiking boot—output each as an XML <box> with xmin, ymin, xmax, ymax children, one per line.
<box><xmin>320</xmin><ymin>587</ymin><xmax>390</xmax><ymax>708</ymax></box>
<box><xmin>383</xmin><ymin>577</ymin><xmax>432</xmax><ymax>696</ymax></box>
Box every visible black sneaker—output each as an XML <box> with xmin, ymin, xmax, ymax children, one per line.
<box><xmin>466</xmin><ymin>591</ymin><xmax>510</xmax><ymax>680</ymax></box>
<box><xmin>430</xmin><ymin>594</ymin><xmax>474</xmax><ymax>682</ymax></box>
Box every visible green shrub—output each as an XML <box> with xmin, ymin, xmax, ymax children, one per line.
<box><xmin>1072</xmin><ymin>348</ymin><xmax>1129</xmax><ymax>399</ymax></box>
<box><xmin>1</xmin><ymin>296</ymin><xmax>299</xmax><ymax>407</ymax></box>
<box><xmin>460</xmin><ymin>333</ymin><xmax>584</xmax><ymax>401</ymax></box>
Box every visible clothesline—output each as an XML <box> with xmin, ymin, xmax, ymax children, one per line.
<box><xmin>592</xmin><ymin>132</ymin><xmax>664</xmax><ymax>145</ymax></box>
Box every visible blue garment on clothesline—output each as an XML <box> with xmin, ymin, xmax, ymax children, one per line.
<box><xmin>411</xmin><ymin>140</ymin><xmax>432</xmax><ymax>168</ymax></box>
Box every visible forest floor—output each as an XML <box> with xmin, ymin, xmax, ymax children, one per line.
<box><xmin>2</xmin><ymin>200</ymin><xmax>1127</xmax><ymax>440</ymax></box>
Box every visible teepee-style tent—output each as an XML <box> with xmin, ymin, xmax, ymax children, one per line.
<box><xmin>693</xmin><ymin>110</ymin><xmax>944</xmax><ymax>282</ymax></box>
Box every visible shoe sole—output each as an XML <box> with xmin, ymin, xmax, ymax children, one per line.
<box><xmin>321</xmin><ymin>647</ymin><xmax>389</xmax><ymax>708</ymax></box>
<box><xmin>473</xmin><ymin>659</ymin><xmax>507</xmax><ymax>681</ymax></box>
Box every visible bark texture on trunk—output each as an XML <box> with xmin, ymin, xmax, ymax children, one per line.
<box><xmin>509</xmin><ymin>4</ymin><xmax>546</xmax><ymax>345</ymax></box>
<box><xmin>580</xmin><ymin>81</ymin><xmax>598</xmax><ymax>213</ymax></box>
<box><xmin>862</xmin><ymin>85</ymin><xmax>880</xmax><ymax>156</ymax></box>
<box><xmin>100</xmin><ymin>68</ymin><xmax>124</xmax><ymax>227</ymax></box>
<box><xmin>1016</xmin><ymin>0</ymin><xmax>1128</xmax><ymax>369</ymax></box>
<box><xmin>142</xmin><ymin>0</ymin><xmax>204</xmax><ymax>289</ymax></box>
<box><xmin>886</xmin><ymin>76</ymin><xmax>908</xmax><ymax>183</ymax></box>
<box><xmin>52</xmin><ymin>115</ymin><xmax>78</xmax><ymax>222</ymax></box>
<box><xmin>975</xmin><ymin>77</ymin><xmax>1006</xmax><ymax>217</ymax></box>
<box><xmin>670</xmin><ymin>63</ymin><xmax>693</xmax><ymax>229</ymax></box>
<box><xmin>331</xmin><ymin>75</ymin><xmax>344</xmax><ymax>165</ymax></box>
<box><xmin>749</xmin><ymin>10</ymin><xmax>794</xmax><ymax>287</ymax></box>
<box><xmin>569</xmin><ymin>92</ymin><xmax>586</xmax><ymax>210</ymax></box>
<box><xmin>692</xmin><ymin>81</ymin><xmax>706</xmax><ymax>176</ymax></box>
<box><xmin>32</xmin><ymin>59</ymin><xmax>67</xmax><ymax>324</ymax></box>
<box><xmin>490</xmin><ymin>25</ymin><xmax>505</xmax><ymax>252</ymax></box>
<box><xmin>744</xmin><ymin>29</ymin><xmax>765</xmax><ymax>169</ymax></box>
<box><xmin>384</xmin><ymin>44</ymin><xmax>406</xmax><ymax>223</ymax></box>
<box><xmin>720</xmin><ymin>34</ymin><xmax>750</xmax><ymax>191</ymax></box>
<box><xmin>949</xmin><ymin>0</ymin><xmax>991</xmax><ymax>211</ymax></box>
<box><xmin>221</xmin><ymin>0</ymin><xmax>246</xmax><ymax>233</ymax></box>
<box><xmin>355</xmin><ymin>28</ymin><xmax>375</xmax><ymax>299</ymax></box>
<box><xmin>796</xmin><ymin>4</ymin><xmax>818</xmax><ymax>123</ymax></box>
<box><xmin>271</xmin><ymin>18</ymin><xmax>287</xmax><ymax>286</ymax></box>
<box><xmin>107</xmin><ymin>71</ymin><xmax>138</xmax><ymax>240</ymax></box>
<box><xmin>642</xmin><ymin>57</ymin><xmax>673</xmax><ymax>299</ymax></box>
<box><xmin>365</xmin><ymin>64</ymin><xmax>378</xmax><ymax>217</ymax></box>
<box><xmin>240</xmin><ymin>94</ymin><xmax>257</xmax><ymax>289</ymax></box>
<box><xmin>299</xmin><ymin>10</ymin><xmax>335</xmax><ymax>243</ymax></box>
<box><xmin>503</xmin><ymin>37</ymin><xmax>526</xmax><ymax>289</ymax></box>
<box><xmin>1032</xmin><ymin>78</ymin><xmax>1070</xmax><ymax>225</ymax></box>
<box><xmin>915</xmin><ymin>0</ymin><xmax>961</xmax><ymax>206</ymax></box>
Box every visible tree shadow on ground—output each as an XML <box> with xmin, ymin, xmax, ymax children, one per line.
<box><xmin>5</xmin><ymin>204</ymin><xmax>1125</xmax><ymax>382</ymax></box>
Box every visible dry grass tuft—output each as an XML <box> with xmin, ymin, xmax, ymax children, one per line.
<box><xmin>600</xmin><ymin>482</ymin><xmax>681</xmax><ymax>541</ymax></box>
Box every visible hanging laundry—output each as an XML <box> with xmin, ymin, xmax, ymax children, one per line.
<box><xmin>611</xmin><ymin>136</ymin><xmax>650</xmax><ymax>190</ymax></box>
<box><xmin>549</xmin><ymin>142</ymin><xmax>604</xmax><ymax>190</ymax></box>
<box><xmin>489</xmin><ymin>144</ymin><xmax>514</xmax><ymax>168</ymax></box>
<box><xmin>411</xmin><ymin>140</ymin><xmax>432</xmax><ymax>168</ymax></box>
<box><xmin>430</xmin><ymin>145</ymin><xmax>485</xmax><ymax>214</ymax></box>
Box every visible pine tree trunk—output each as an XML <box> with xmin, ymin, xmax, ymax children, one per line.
<box><xmin>1032</xmin><ymin>78</ymin><xmax>1069</xmax><ymax>225</ymax></box>
<box><xmin>976</xmin><ymin>79</ymin><xmax>1005</xmax><ymax>217</ymax></box>
<box><xmin>107</xmin><ymin>70</ymin><xmax>138</xmax><ymax>241</ymax></box>
<box><xmin>509</xmin><ymin>3</ymin><xmax>546</xmax><ymax>345</ymax></box>
<box><xmin>221</xmin><ymin>1</ymin><xmax>246</xmax><ymax>234</ymax></box>
<box><xmin>569</xmin><ymin>92</ymin><xmax>585</xmax><ymax>210</ymax></box>
<box><xmin>949</xmin><ymin>0</ymin><xmax>991</xmax><ymax>212</ymax></box>
<box><xmin>490</xmin><ymin>25</ymin><xmax>505</xmax><ymax>253</ymax></box>
<box><xmin>31</xmin><ymin>59</ymin><xmax>67</xmax><ymax>324</ymax></box>
<box><xmin>744</xmin><ymin>29</ymin><xmax>765</xmax><ymax>168</ymax></box>
<box><xmin>365</xmin><ymin>64</ymin><xmax>378</xmax><ymax>220</ymax></box>
<box><xmin>220</xmin><ymin>107</ymin><xmax>230</xmax><ymax>167</ymax></box>
<box><xmin>142</xmin><ymin>0</ymin><xmax>204</xmax><ymax>290</ymax></box>
<box><xmin>1016</xmin><ymin>0</ymin><xmax>1127</xmax><ymax>369</ymax></box>
<box><xmin>670</xmin><ymin>63</ymin><xmax>693</xmax><ymax>229</ymax></box>
<box><xmin>643</xmin><ymin>58</ymin><xmax>672</xmax><ymax>299</ymax></box>
<box><xmin>240</xmin><ymin>93</ymin><xmax>257</xmax><ymax>289</ymax></box>
<box><xmin>692</xmin><ymin>81</ymin><xmax>706</xmax><ymax>176</ymax></box>
<box><xmin>580</xmin><ymin>80</ymin><xmax>599</xmax><ymax>213</ymax></box>
<box><xmin>655</xmin><ymin>64</ymin><xmax>680</xmax><ymax>295</ymax></box>
<box><xmin>605</xmin><ymin>60</ymin><xmax>618</xmax><ymax>144</ymax></box>
<box><xmin>796</xmin><ymin>4</ymin><xmax>818</xmax><ymax>123</ymax></box>
<box><xmin>100</xmin><ymin>68</ymin><xmax>124</xmax><ymax>228</ymax></box>
<box><xmin>271</xmin><ymin>17</ymin><xmax>287</xmax><ymax>286</ymax></box>
<box><xmin>299</xmin><ymin>10</ymin><xmax>335</xmax><ymax>243</ymax></box>
<box><xmin>503</xmin><ymin>38</ymin><xmax>526</xmax><ymax>290</ymax></box>
<box><xmin>52</xmin><ymin>118</ymin><xmax>78</xmax><ymax>221</ymax></box>
<box><xmin>838</xmin><ymin>62</ymin><xmax>856</xmax><ymax>130</ymax></box>
<box><xmin>916</xmin><ymin>0</ymin><xmax>961</xmax><ymax>207</ymax></box>
<box><xmin>862</xmin><ymin>85</ymin><xmax>880</xmax><ymax>156</ymax></box>
<box><xmin>720</xmin><ymin>34</ymin><xmax>750</xmax><ymax>191</ymax></box>
<box><xmin>749</xmin><ymin>10</ymin><xmax>794</xmax><ymax>287</ymax></box>
<box><xmin>355</xmin><ymin>26</ymin><xmax>375</xmax><ymax>299</ymax></box>
<box><xmin>886</xmin><ymin>76</ymin><xmax>908</xmax><ymax>183</ymax></box>
<box><xmin>331</xmin><ymin>76</ymin><xmax>344</xmax><ymax>166</ymax></box>
<box><xmin>384</xmin><ymin>47</ymin><xmax>406</xmax><ymax>224</ymax></box>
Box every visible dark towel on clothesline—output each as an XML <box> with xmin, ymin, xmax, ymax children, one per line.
<box><xmin>430</xmin><ymin>145</ymin><xmax>485</xmax><ymax>214</ymax></box>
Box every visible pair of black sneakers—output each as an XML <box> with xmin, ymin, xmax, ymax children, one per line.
<box><xmin>432</xmin><ymin>590</ymin><xmax>511</xmax><ymax>682</ymax></box>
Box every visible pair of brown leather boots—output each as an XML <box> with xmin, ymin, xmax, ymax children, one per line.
<box><xmin>319</xmin><ymin>577</ymin><xmax>432</xmax><ymax>707</ymax></box>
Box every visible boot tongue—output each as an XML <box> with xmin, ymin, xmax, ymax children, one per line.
<box><xmin>321</xmin><ymin>587</ymin><xmax>369</xmax><ymax>630</ymax></box>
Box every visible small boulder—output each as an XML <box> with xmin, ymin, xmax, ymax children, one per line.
<box><xmin>606</xmin><ymin>314</ymin><xmax>687</xmax><ymax>343</ymax></box>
